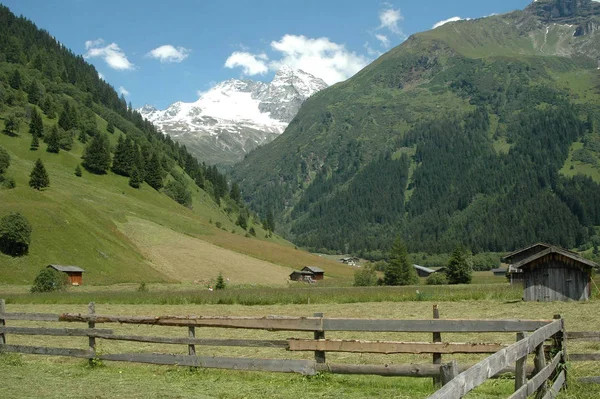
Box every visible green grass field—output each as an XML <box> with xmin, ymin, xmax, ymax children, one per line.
<box><xmin>1</xmin><ymin>299</ymin><xmax>599</xmax><ymax>398</ymax></box>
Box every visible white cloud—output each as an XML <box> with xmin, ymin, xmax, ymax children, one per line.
<box><xmin>375</xmin><ymin>34</ymin><xmax>390</xmax><ymax>48</ymax></box>
<box><xmin>224</xmin><ymin>51</ymin><xmax>269</xmax><ymax>75</ymax></box>
<box><xmin>118</xmin><ymin>86</ymin><xmax>130</xmax><ymax>96</ymax></box>
<box><xmin>84</xmin><ymin>38</ymin><xmax>134</xmax><ymax>71</ymax></box>
<box><xmin>147</xmin><ymin>45</ymin><xmax>191</xmax><ymax>63</ymax></box>
<box><xmin>378</xmin><ymin>7</ymin><xmax>403</xmax><ymax>34</ymax></box>
<box><xmin>432</xmin><ymin>16</ymin><xmax>470</xmax><ymax>29</ymax></box>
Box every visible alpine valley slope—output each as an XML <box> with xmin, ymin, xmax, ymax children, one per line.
<box><xmin>233</xmin><ymin>0</ymin><xmax>600</xmax><ymax>256</ymax></box>
<box><xmin>139</xmin><ymin>66</ymin><xmax>328</xmax><ymax>166</ymax></box>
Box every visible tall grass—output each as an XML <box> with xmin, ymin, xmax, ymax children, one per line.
<box><xmin>1</xmin><ymin>283</ymin><xmax>522</xmax><ymax>306</ymax></box>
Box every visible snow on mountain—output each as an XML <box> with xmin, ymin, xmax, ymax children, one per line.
<box><xmin>139</xmin><ymin>67</ymin><xmax>328</xmax><ymax>165</ymax></box>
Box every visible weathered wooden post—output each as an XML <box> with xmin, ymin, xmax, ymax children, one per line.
<box><xmin>88</xmin><ymin>302</ymin><xmax>96</xmax><ymax>365</ymax></box>
<box><xmin>188</xmin><ymin>326</ymin><xmax>196</xmax><ymax>356</ymax></box>
<box><xmin>533</xmin><ymin>340</ymin><xmax>547</xmax><ymax>398</ymax></box>
<box><xmin>0</xmin><ymin>299</ymin><xmax>6</xmax><ymax>345</ymax></box>
<box><xmin>515</xmin><ymin>332</ymin><xmax>527</xmax><ymax>391</ymax></box>
<box><xmin>553</xmin><ymin>314</ymin><xmax>567</xmax><ymax>389</ymax></box>
<box><xmin>314</xmin><ymin>312</ymin><xmax>326</xmax><ymax>364</ymax></box>
<box><xmin>440</xmin><ymin>359</ymin><xmax>458</xmax><ymax>386</ymax></box>
<box><xmin>432</xmin><ymin>304</ymin><xmax>442</xmax><ymax>387</ymax></box>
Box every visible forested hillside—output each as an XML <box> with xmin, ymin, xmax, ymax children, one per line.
<box><xmin>233</xmin><ymin>0</ymin><xmax>600</xmax><ymax>257</ymax></box>
<box><xmin>0</xmin><ymin>4</ymin><xmax>347</xmax><ymax>284</ymax></box>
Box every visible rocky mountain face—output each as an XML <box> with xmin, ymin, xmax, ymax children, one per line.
<box><xmin>139</xmin><ymin>66</ymin><xmax>327</xmax><ymax>165</ymax></box>
<box><xmin>232</xmin><ymin>0</ymin><xmax>600</xmax><ymax>255</ymax></box>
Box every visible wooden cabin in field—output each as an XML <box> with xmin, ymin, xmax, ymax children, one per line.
<box><xmin>47</xmin><ymin>265</ymin><xmax>85</xmax><ymax>285</ymax></box>
<box><xmin>289</xmin><ymin>270</ymin><xmax>314</xmax><ymax>282</ymax></box>
<box><xmin>502</xmin><ymin>243</ymin><xmax>552</xmax><ymax>285</ymax></box>
<box><xmin>302</xmin><ymin>266</ymin><xmax>325</xmax><ymax>280</ymax></box>
<box><xmin>413</xmin><ymin>265</ymin><xmax>438</xmax><ymax>278</ymax></box>
<box><xmin>511</xmin><ymin>246</ymin><xmax>596</xmax><ymax>302</ymax></box>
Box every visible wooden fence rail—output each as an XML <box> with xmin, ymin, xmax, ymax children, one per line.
<box><xmin>0</xmin><ymin>300</ymin><xmax>567</xmax><ymax>398</ymax></box>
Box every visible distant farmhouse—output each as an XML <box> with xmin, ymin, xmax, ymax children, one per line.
<box><xmin>340</xmin><ymin>257</ymin><xmax>360</xmax><ymax>266</ymax></box>
<box><xmin>289</xmin><ymin>266</ymin><xmax>325</xmax><ymax>282</ymax></box>
<box><xmin>492</xmin><ymin>268</ymin><xmax>507</xmax><ymax>277</ymax></box>
<box><xmin>503</xmin><ymin>244</ymin><xmax>597</xmax><ymax>302</ymax></box>
<box><xmin>47</xmin><ymin>265</ymin><xmax>85</xmax><ymax>285</ymax></box>
<box><xmin>413</xmin><ymin>265</ymin><xmax>445</xmax><ymax>278</ymax></box>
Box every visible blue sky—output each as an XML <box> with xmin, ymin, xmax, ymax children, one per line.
<box><xmin>2</xmin><ymin>0</ymin><xmax>533</xmax><ymax>109</ymax></box>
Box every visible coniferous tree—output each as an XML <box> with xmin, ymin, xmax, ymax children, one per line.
<box><xmin>106</xmin><ymin>120</ymin><xmax>115</xmax><ymax>134</ymax></box>
<box><xmin>30</xmin><ymin>134</ymin><xmax>39</xmax><ymax>151</ymax></box>
<box><xmin>29</xmin><ymin>107</ymin><xmax>44</xmax><ymax>138</ymax></box>
<box><xmin>144</xmin><ymin>153</ymin><xmax>163</xmax><ymax>190</ymax></box>
<box><xmin>59</xmin><ymin>129</ymin><xmax>74</xmax><ymax>151</ymax></box>
<box><xmin>215</xmin><ymin>272</ymin><xmax>226</xmax><ymax>290</ymax></box>
<box><xmin>29</xmin><ymin>158</ymin><xmax>50</xmax><ymax>190</ymax></box>
<box><xmin>82</xmin><ymin>133</ymin><xmax>111</xmax><ymax>174</ymax></box>
<box><xmin>446</xmin><ymin>246</ymin><xmax>473</xmax><ymax>284</ymax></box>
<box><xmin>129</xmin><ymin>167</ymin><xmax>143</xmax><ymax>188</ymax></box>
<box><xmin>384</xmin><ymin>236</ymin><xmax>419</xmax><ymax>286</ymax></box>
<box><xmin>26</xmin><ymin>79</ymin><xmax>41</xmax><ymax>105</ymax></box>
<box><xmin>230</xmin><ymin>182</ymin><xmax>241</xmax><ymax>204</ymax></box>
<box><xmin>41</xmin><ymin>96</ymin><xmax>55</xmax><ymax>119</ymax></box>
<box><xmin>0</xmin><ymin>145</ymin><xmax>10</xmax><ymax>174</ymax></box>
<box><xmin>112</xmin><ymin>135</ymin><xmax>131</xmax><ymax>176</ymax></box>
<box><xmin>75</xmin><ymin>164</ymin><xmax>82</xmax><ymax>177</ymax></box>
<box><xmin>9</xmin><ymin>69</ymin><xmax>21</xmax><ymax>90</ymax></box>
<box><xmin>45</xmin><ymin>124</ymin><xmax>60</xmax><ymax>153</ymax></box>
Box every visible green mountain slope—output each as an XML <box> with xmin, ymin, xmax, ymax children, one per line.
<box><xmin>0</xmin><ymin>5</ymin><xmax>349</xmax><ymax>285</ymax></box>
<box><xmin>233</xmin><ymin>0</ymin><xmax>600</xmax><ymax>256</ymax></box>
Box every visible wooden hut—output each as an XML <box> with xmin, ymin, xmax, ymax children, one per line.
<box><xmin>302</xmin><ymin>266</ymin><xmax>325</xmax><ymax>280</ymax></box>
<box><xmin>492</xmin><ymin>268</ymin><xmax>507</xmax><ymax>277</ymax></box>
<box><xmin>289</xmin><ymin>270</ymin><xmax>314</xmax><ymax>282</ymax></box>
<box><xmin>47</xmin><ymin>265</ymin><xmax>85</xmax><ymax>285</ymax></box>
<box><xmin>512</xmin><ymin>247</ymin><xmax>596</xmax><ymax>302</ymax></box>
<box><xmin>413</xmin><ymin>265</ymin><xmax>437</xmax><ymax>278</ymax></box>
<box><xmin>502</xmin><ymin>243</ymin><xmax>552</xmax><ymax>285</ymax></box>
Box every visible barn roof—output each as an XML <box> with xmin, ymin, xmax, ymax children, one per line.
<box><xmin>302</xmin><ymin>266</ymin><xmax>324</xmax><ymax>273</ymax></box>
<box><xmin>47</xmin><ymin>265</ymin><xmax>85</xmax><ymax>273</ymax></box>
<box><xmin>513</xmin><ymin>247</ymin><xmax>597</xmax><ymax>270</ymax></box>
<box><xmin>492</xmin><ymin>268</ymin><xmax>507</xmax><ymax>274</ymax></box>
<box><xmin>413</xmin><ymin>265</ymin><xmax>437</xmax><ymax>274</ymax></box>
<box><xmin>501</xmin><ymin>243</ymin><xmax>552</xmax><ymax>262</ymax></box>
<box><xmin>290</xmin><ymin>270</ymin><xmax>313</xmax><ymax>276</ymax></box>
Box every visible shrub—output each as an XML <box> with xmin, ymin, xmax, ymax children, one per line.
<box><xmin>137</xmin><ymin>282</ymin><xmax>148</xmax><ymax>292</ymax></box>
<box><xmin>1</xmin><ymin>176</ymin><xmax>16</xmax><ymax>189</ymax></box>
<box><xmin>426</xmin><ymin>273</ymin><xmax>448</xmax><ymax>285</ymax></box>
<box><xmin>249</xmin><ymin>227</ymin><xmax>256</xmax><ymax>236</ymax></box>
<box><xmin>353</xmin><ymin>265</ymin><xmax>377</xmax><ymax>286</ymax></box>
<box><xmin>215</xmin><ymin>272</ymin><xmax>226</xmax><ymax>290</ymax></box>
<box><xmin>31</xmin><ymin>268</ymin><xmax>69</xmax><ymax>292</ymax></box>
<box><xmin>0</xmin><ymin>145</ymin><xmax>10</xmax><ymax>174</ymax></box>
<box><xmin>0</xmin><ymin>212</ymin><xmax>32</xmax><ymax>256</ymax></box>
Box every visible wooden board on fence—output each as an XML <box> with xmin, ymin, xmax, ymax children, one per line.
<box><xmin>569</xmin><ymin>353</ymin><xmax>600</xmax><ymax>361</ymax></box>
<box><xmin>59</xmin><ymin>313</ymin><xmax>550</xmax><ymax>333</ymax></box>
<box><xmin>0</xmin><ymin>327</ymin><xmax>113</xmax><ymax>337</ymax></box>
<box><xmin>579</xmin><ymin>377</ymin><xmax>600</xmax><ymax>384</ymax></box>
<box><xmin>288</xmin><ymin>339</ymin><xmax>505</xmax><ymax>354</ymax></box>
<box><xmin>0</xmin><ymin>344</ymin><xmax>92</xmax><ymax>358</ymax></box>
<box><xmin>542</xmin><ymin>370</ymin><xmax>565</xmax><ymax>399</ymax></box>
<box><xmin>97</xmin><ymin>353</ymin><xmax>317</xmax><ymax>375</ymax></box>
<box><xmin>0</xmin><ymin>312</ymin><xmax>60</xmax><ymax>321</ymax></box>
<box><xmin>427</xmin><ymin>319</ymin><xmax>562</xmax><ymax>399</ymax></box>
<box><xmin>567</xmin><ymin>332</ymin><xmax>600</xmax><ymax>341</ymax></box>
<box><xmin>508</xmin><ymin>351</ymin><xmax>562</xmax><ymax>399</ymax></box>
<box><xmin>92</xmin><ymin>332</ymin><xmax>288</xmax><ymax>348</ymax></box>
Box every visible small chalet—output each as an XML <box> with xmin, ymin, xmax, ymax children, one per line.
<box><xmin>511</xmin><ymin>246</ymin><xmax>597</xmax><ymax>302</ymax></box>
<box><xmin>492</xmin><ymin>268</ymin><xmax>507</xmax><ymax>277</ymax></box>
<box><xmin>340</xmin><ymin>257</ymin><xmax>360</xmax><ymax>266</ymax></box>
<box><xmin>289</xmin><ymin>270</ymin><xmax>315</xmax><ymax>282</ymax></box>
<box><xmin>302</xmin><ymin>266</ymin><xmax>325</xmax><ymax>280</ymax></box>
<box><xmin>413</xmin><ymin>265</ymin><xmax>438</xmax><ymax>278</ymax></box>
<box><xmin>47</xmin><ymin>265</ymin><xmax>85</xmax><ymax>285</ymax></box>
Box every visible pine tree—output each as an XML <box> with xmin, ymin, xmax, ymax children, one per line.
<box><xmin>106</xmin><ymin>120</ymin><xmax>115</xmax><ymax>134</ymax></box>
<box><xmin>26</xmin><ymin>79</ymin><xmax>41</xmax><ymax>105</ymax></box>
<box><xmin>45</xmin><ymin>125</ymin><xmax>60</xmax><ymax>153</ymax></box>
<box><xmin>41</xmin><ymin>96</ymin><xmax>55</xmax><ymax>119</ymax></box>
<box><xmin>29</xmin><ymin>107</ymin><xmax>44</xmax><ymax>138</ymax></box>
<box><xmin>9</xmin><ymin>69</ymin><xmax>21</xmax><ymax>90</ymax></box>
<box><xmin>230</xmin><ymin>182</ymin><xmax>241</xmax><ymax>204</ymax></box>
<box><xmin>446</xmin><ymin>246</ymin><xmax>473</xmax><ymax>285</ymax></box>
<box><xmin>82</xmin><ymin>133</ymin><xmax>111</xmax><ymax>174</ymax></box>
<box><xmin>215</xmin><ymin>272</ymin><xmax>226</xmax><ymax>290</ymax></box>
<box><xmin>75</xmin><ymin>164</ymin><xmax>82</xmax><ymax>177</ymax></box>
<box><xmin>384</xmin><ymin>236</ymin><xmax>419</xmax><ymax>286</ymax></box>
<box><xmin>144</xmin><ymin>152</ymin><xmax>163</xmax><ymax>190</ymax></box>
<box><xmin>112</xmin><ymin>135</ymin><xmax>131</xmax><ymax>176</ymax></box>
<box><xmin>128</xmin><ymin>167</ymin><xmax>143</xmax><ymax>188</ymax></box>
<box><xmin>30</xmin><ymin>134</ymin><xmax>39</xmax><ymax>151</ymax></box>
<box><xmin>29</xmin><ymin>158</ymin><xmax>50</xmax><ymax>190</ymax></box>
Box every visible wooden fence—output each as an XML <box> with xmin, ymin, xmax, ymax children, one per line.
<box><xmin>0</xmin><ymin>300</ymin><xmax>566</xmax><ymax>398</ymax></box>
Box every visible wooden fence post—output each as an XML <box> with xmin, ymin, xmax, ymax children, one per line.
<box><xmin>440</xmin><ymin>359</ymin><xmax>458</xmax><ymax>386</ymax></box>
<box><xmin>314</xmin><ymin>312</ymin><xmax>325</xmax><ymax>364</ymax></box>
<box><xmin>432</xmin><ymin>304</ymin><xmax>442</xmax><ymax>388</ymax></box>
<box><xmin>188</xmin><ymin>327</ymin><xmax>196</xmax><ymax>356</ymax></box>
<box><xmin>88</xmin><ymin>302</ymin><xmax>95</xmax><ymax>365</ymax></box>
<box><xmin>553</xmin><ymin>314</ymin><xmax>566</xmax><ymax>389</ymax></box>
<box><xmin>0</xmin><ymin>299</ymin><xmax>6</xmax><ymax>345</ymax></box>
<box><xmin>534</xmin><ymin>342</ymin><xmax>548</xmax><ymax>399</ymax></box>
<box><xmin>515</xmin><ymin>332</ymin><xmax>527</xmax><ymax>392</ymax></box>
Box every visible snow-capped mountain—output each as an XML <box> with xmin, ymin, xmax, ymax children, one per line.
<box><xmin>139</xmin><ymin>66</ymin><xmax>328</xmax><ymax>165</ymax></box>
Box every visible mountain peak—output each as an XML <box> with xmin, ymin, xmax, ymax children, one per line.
<box><xmin>526</xmin><ymin>0</ymin><xmax>600</xmax><ymax>23</ymax></box>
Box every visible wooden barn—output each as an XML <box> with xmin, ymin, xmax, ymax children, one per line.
<box><xmin>413</xmin><ymin>265</ymin><xmax>437</xmax><ymax>278</ymax></box>
<box><xmin>302</xmin><ymin>266</ymin><xmax>325</xmax><ymax>280</ymax></box>
<box><xmin>511</xmin><ymin>246</ymin><xmax>596</xmax><ymax>302</ymax></box>
<box><xmin>502</xmin><ymin>243</ymin><xmax>552</xmax><ymax>285</ymax></box>
<box><xmin>289</xmin><ymin>270</ymin><xmax>314</xmax><ymax>282</ymax></box>
<box><xmin>492</xmin><ymin>268</ymin><xmax>507</xmax><ymax>277</ymax></box>
<box><xmin>47</xmin><ymin>265</ymin><xmax>85</xmax><ymax>285</ymax></box>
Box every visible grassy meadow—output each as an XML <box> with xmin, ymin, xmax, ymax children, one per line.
<box><xmin>1</xmin><ymin>299</ymin><xmax>600</xmax><ymax>398</ymax></box>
